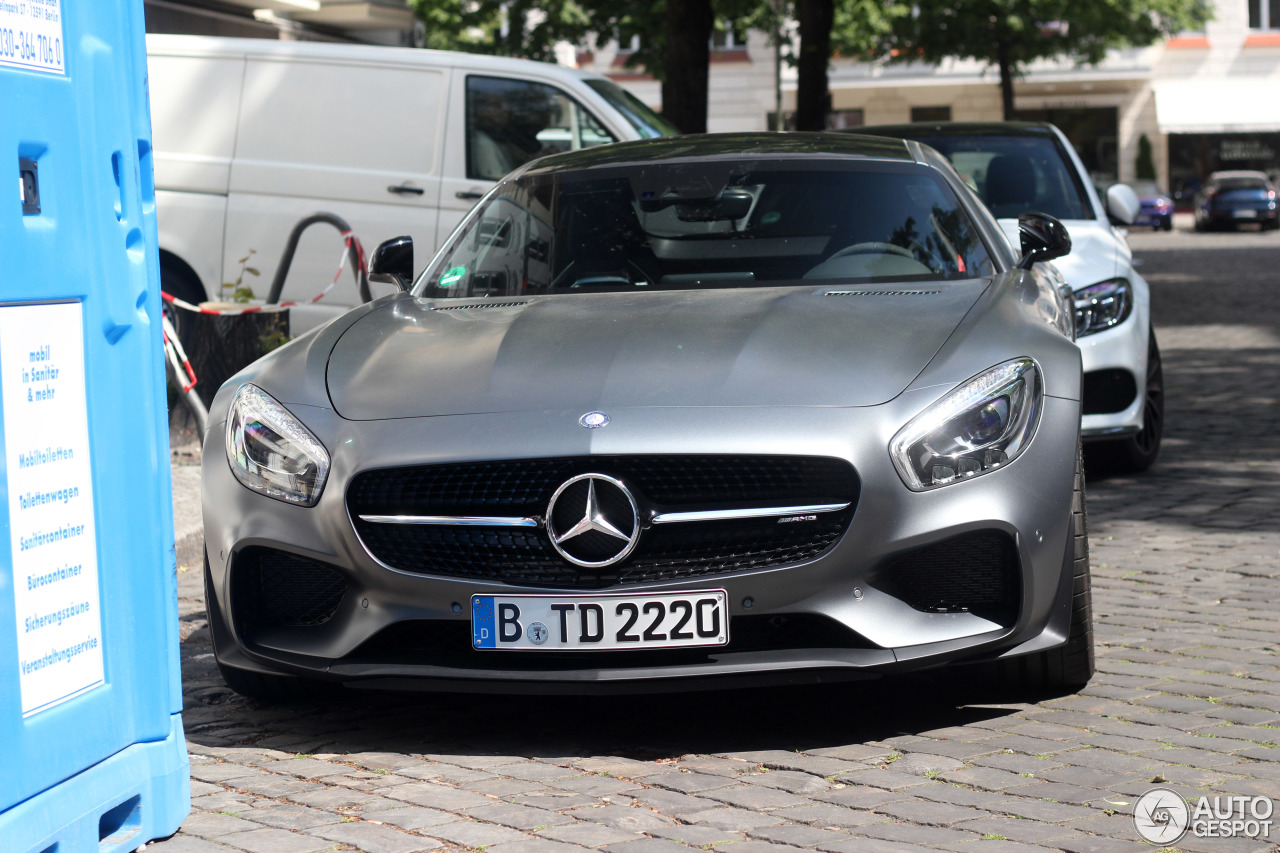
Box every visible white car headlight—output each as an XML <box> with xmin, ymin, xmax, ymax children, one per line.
<box><xmin>225</xmin><ymin>384</ymin><xmax>330</xmax><ymax>506</ymax></box>
<box><xmin>1074</xmin><ymin>278</ymin><xmax>1132</xmax><ymax>337</ymax></box>
<box><xmin>890</xmin><ymin>359</ymin><xmax>1042</xmax><ymax>491</ymax></box>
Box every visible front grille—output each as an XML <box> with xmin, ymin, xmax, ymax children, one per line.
<box><xmin>343</xmin><ymin>613</ymin><xmax>873</xmax><ymax>670</ymax></box>
<box><xmin>349</xmin><ymin>455</ymin><xmax>859</xmax><ymax>588</ymax></box>
<box><xmin>876</xmin><ymin>531</ymin><xmax>1019</xmax><ymax>620</ymax></box>
<box><xmin>231</xmin><ymin>547</ymin><xmax>348</xmax><ymax>629</ymax></box>
<box><xmin>1082</xmin><ymin>368</ymin><xmax>1138</xmax><ymax>415</ymax></box>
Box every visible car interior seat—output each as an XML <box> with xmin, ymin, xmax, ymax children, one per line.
<box><xmin>983</xmin><ymin>154</ymin><xmax>1037</xmax><ymax>219</ymax></box>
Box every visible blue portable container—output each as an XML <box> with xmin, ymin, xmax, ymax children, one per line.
<box><xmin>0</xmin><ymin>0</ymin><xmax>190</xmax><ymax>850</ymax></box>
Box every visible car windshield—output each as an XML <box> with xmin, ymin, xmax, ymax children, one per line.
<box><xmin>417</xmin><ymin>159</ymin><xmax>996</xmax><ymax>298</ymax></box>
<box><xmin>899</xmin><ymin>134</ymin><xmax>1093</xmax><ymax>221</ymax></box>
<box><xmin>585</xmin><ymin>78</ymin><xmax>680</xmax><ymax>139</ymax></box>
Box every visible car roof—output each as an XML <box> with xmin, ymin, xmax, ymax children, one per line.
<box><xmin>843</xmin><ymin>121</ymin><xmax>1059</xmax><ymax>140</ymax></box>
<box><xmin>525</xmin><ymin>132</ymin><xmax>919</xmax><ymax>174</ymax></box>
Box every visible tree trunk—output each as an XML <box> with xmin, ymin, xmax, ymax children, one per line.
<box><xmin>794</xmin><ymin>0</ymin><xmax>834</xmax><ymax>131</ymax></box>
<box><xmin>997</xmin><ymin>39</ymin><xmax>1016</xmax><ymax>121</ymax></box>
<box><xmin>661</xmin><ymin>0</ymin><xmax>713</xmax><ymax>134</ymax></box>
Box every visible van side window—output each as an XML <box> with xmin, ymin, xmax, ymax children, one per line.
<box><xmin>466</xmin><ymin>76</ymin><xmax>617</xmax><ymax>181</ymax></box>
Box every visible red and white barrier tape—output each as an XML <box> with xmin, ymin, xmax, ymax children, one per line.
<box><xmin>161</xmin><ymin>232</ymin><xmax>366</xmax><ymax>316</ymax></box>
<box><xmin>161</xmin><ymin>313</ymin><xmax>199</xmax><ymax>393</ymax></box>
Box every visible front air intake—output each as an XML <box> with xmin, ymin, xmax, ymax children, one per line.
<box><xmin>232</xmin><ymin>548</ymin><xmax>348</xmax><ymax>629</ymax></box>
<box><xmin>877</xmin><ymin>531</ymin><xmax>1019</xmax><ymax>621</ymax></box>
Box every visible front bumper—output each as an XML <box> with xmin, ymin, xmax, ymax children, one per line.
<box><xmin>202</xmin><ymin>396</ymin><xmax>1082</xmax><ymax>692</ymax></box>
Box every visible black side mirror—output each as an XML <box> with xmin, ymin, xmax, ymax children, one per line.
<box><xmin>1017</xmin><ymin>212</ymin><xmax>1071</xmax><ymax>270</ymax></box>
<box><xmin>368</xmin><ymin>236</ymin><xmax>414</xmax><ymax>292</ymax></box>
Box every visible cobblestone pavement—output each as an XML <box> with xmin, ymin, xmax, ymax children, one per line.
<box><xmin>153</xmin><ymin>221</ymin><xmax>1280</xmax><ymax>853</ymax></box>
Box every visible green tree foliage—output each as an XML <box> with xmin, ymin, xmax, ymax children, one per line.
<box><xmin>409</xmin><ymin>0</ymin><xmax>591</xmax><ymax>62</ymax></box>
<box><xmin>407</xmin><ymin>0</ymin><xmax>902</xmax><ymax>134</ymax></box>
<box><xmin>881</xmin><ymin>0</ymin><xmax>1213</xmax><ymax>120</ymax></box>
<box><xmin>736</xmin><ymin>0</ymin><xmax>903</xmax><ymax>131</ymax></box>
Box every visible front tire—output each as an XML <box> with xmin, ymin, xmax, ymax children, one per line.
<box><xmin>977</xmin><ymin>443</ymin><xmax>1094</xmax><ymax>693</ymax></box>
<box><xmin>1105</xmin><ymin>330</ymin><xmax>1164</xmax><ymax>473</ymax></box>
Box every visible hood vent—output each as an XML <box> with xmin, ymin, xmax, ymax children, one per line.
<box><xmin>431</xmin><ymin>301</ymin><xmax>530</xmax><ymax>311</ymax></box>
<box><xmin>822</xmin><ymin>289</ymin><xmax>943</xmax><ymax>297</ymax></box>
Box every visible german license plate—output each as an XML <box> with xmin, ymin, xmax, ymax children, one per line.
<box><xmin>471</xmin><ymin>590</ymin><xmax>728</xmax><ymax>651</ymax></box>
<box><xmin>1235</xmin><ymin>209</ymin><xmax>1258</xmax><ymax>218</ymax></box>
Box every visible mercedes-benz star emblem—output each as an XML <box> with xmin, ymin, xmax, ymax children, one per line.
<box><xmin>546</xmin><ymin>473</ymin><xmax>640</xmax><ymax>568</ymax></box>
<box><xmin>579</xmin><ymin>411</ymin><xmax>609</xmax><ymax>429</ymax></box>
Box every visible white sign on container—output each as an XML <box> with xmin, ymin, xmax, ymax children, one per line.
<box><xmin>1</xmin><ymin>301</ymin><xmax>104</xmax><ymax>717</ymax></box>
<box><xmin>0</xmin><ymin>0</ymin><xmax>64</xmax><ymax>76</ymax></box>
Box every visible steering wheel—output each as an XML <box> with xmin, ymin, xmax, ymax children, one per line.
<box><xmin>828</xmin><ymin>241</ymin><xmax>920</xmax><ymax>260</ymax></box>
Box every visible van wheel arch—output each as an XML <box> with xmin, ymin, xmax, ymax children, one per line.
<box><xmin>159</xmin><ymin>251</ymin><xmax>207</xmax><ymax>343</ymax></box>
<box><xmin>159</xmin><ymin>251</ymin><xmax>207</xmax><ymax>307</ymax></box>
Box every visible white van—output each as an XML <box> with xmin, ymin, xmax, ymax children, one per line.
<box><xmin>146</xmin><ymin>34</ymin><xmax>676</xmax><ymax>333</ymax></box>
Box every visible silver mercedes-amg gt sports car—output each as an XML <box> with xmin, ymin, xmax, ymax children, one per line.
<box><xmin>201</xmin><ymin>133</ymin><xmax>1091</xmax><ymax>699</ymax></box>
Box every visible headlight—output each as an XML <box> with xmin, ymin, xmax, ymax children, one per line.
<box><xmin>1074</xmin><ymin>278</ymin><xmax>1131</xmax><ymax>337</ymax></box>
<box><xmin>225</xmin><ymin>384</ymin><xmax>330</xmax><ymax>505</ymax></box>
<box><xmin>890</xmin><ymin>359</ymin><xmax>1042</xmax><ymax>491</ymax></box>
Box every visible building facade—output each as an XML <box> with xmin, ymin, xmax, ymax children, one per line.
<box><xmin>144</xmin><ymin>0</ymin><xmax>416</xmax><ymax>45</ymax></box>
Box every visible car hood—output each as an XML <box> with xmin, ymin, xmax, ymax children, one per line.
<box><xmin>325</xmin><ymin>284</ymin><xmax>988</xmax><ymax>420</ymax></box>
<box><xmin>998</xmin><ymin>218</ymin><xmax>1126</xmax><ymax>290</ymax></box>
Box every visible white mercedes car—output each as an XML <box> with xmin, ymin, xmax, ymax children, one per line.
<box><xmin>849</xmin><ymin>122</ymin><xmax>1161</xmax><ymax>471</ymax></box>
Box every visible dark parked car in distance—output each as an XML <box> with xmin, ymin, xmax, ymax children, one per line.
<box><xmin>1194</xmin><ymin>170</ymin><xmax>1279</xmax><ymax>231</ymax></box>
<box><xmin>1129</xmin><ymin>181</ymin><xmax>1173</xmax><ymax>231</ymax></box>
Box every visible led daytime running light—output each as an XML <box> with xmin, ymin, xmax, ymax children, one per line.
<box><xmin>890</xmin><ymin>359</ymin><xmax>1042</xmax><ymax>491</ymax></box>
<box><xmin>225</xmin><ymin>384</ymin><xmax>330</xmax><ymax>505</ymax></box>
<box><xmin>1074</xmin><ymin>278</ymin><xmax>1132</xmax><ymax>337</ymax></box>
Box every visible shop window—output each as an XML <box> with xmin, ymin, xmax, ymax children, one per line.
<box><xmin>1249</xmin><ymin>0</ymin><xmax>1280</xmax><ymax>29</ymax></box>
<box><xmin>912</xmin><ymin>106</ymin><xmax>952</xmax><ymax>123</ymax></box>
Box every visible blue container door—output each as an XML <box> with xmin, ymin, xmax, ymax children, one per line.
<box><xmin>0</xmin><ymin>0</ymin><xmax>184</xmax><ymax>823</ymax></box>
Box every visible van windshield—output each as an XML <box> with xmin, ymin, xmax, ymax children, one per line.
<box><xmin>417</xmin><ymin>159</ymin><xmax>994</xmax><ymax>299</ymax></box>
<box><xmin>585</xmin><ymin>79</ymin><xmax>680</xmax><ymax>138</ymax></box>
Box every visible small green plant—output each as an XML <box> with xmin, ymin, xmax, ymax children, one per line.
<box><xmin>1136</xmin><ymin>133</ymin><xmax>1156</xmax><ymax>181</ymax></box>
<box><xmin>982</xmin><ymin>834</ymin><xmax>1007</xmax><ymax>840</ymax></box>
<box><xmin>373</xmin><ymin>768</ymin><xmax>389</xmax><ymax>774</ymax></box>
<box><xmin>222</xmin><ymin>250</ymin><xmax>260</xmax><ymax>303</ymax></box>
